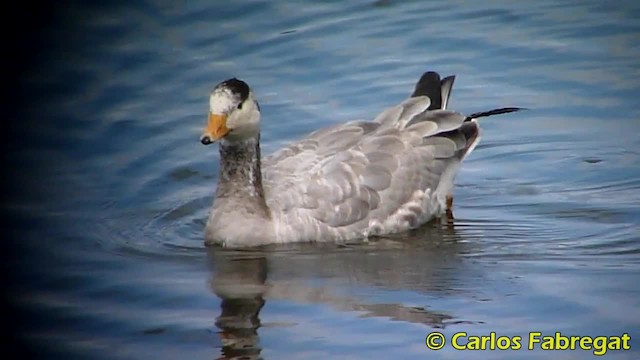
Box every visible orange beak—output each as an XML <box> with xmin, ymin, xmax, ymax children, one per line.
<box><xmin>201</xmin><ymin>113</ymin><xmax>229</xmax><ymax>144</ymax></box>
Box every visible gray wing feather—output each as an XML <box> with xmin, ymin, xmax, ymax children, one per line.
<box><xmin>262</xmin><ymin>76</ymin><xmax>480</xmax><ymax>240</ymax></box>
<box><xmin>405</xmin><ymin>110</ymin><xmax>467</xmax><ymax>131</ymax></box>
<box><xmin>374</xmin><ymin>97</ymin><xmax>431</xmax><ymax>128</ymax></box>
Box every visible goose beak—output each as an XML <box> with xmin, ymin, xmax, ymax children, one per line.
<box><xmin>201</xmin><ymin>113</ymin><xmax>229</xmax><ymax>145</ymax></box>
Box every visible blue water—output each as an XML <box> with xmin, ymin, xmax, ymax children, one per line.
<box><xmin>7</xmin><ymin>0</ymin><xmax>640</xmax><ymax>359</ymax></box>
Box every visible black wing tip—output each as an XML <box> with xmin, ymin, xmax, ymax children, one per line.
<box><xmin>412</xmin><ymin>71</ymin><xmax>459</xmax><ymax>110</ymax></box>
<box><xmin>411</xmin><ymin>71</ymin><xmax>458</xmax><ymax>107</ymax></box>
<box><xmin>420</xmin><ymin>71</ymin><xmax>442</xmax><ymax>81</ymax></box>
<box><xmin>412</xmin><ymin>71</ymin><xmax>526</xmax><ymax>118</ymax></box>
<box><xmin>441</xmin><ymin>75</ymin><xmax>456</xmax><ymax>84</ymax></box>
<box><xmin>411</xmin><ymin>71</ymin><xmax>441</xmax><ymax>97</ymax></box>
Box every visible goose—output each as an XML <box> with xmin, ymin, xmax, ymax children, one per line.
<box><xmin>200</xmin><ymin>71</ymin><xmax>521</xmax><ymax>247</ymax></box>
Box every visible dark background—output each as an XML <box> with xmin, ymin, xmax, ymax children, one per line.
<box><xmin>4</xmin><ymin>1</ymin><xmax>69</xmax><ymax>356</ymax></box>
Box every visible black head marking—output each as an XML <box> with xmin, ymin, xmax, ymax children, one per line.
<box><xmin>218</xmin><ymin>78</ymin><xmax>250</xmax><ymax>102</ymax></box>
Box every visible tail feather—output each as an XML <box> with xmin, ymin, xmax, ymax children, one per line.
<box><xmin>407</xmin><ymin>71</ymin><xmax>524</xmax><ymax>211</ymax></box>
<box><xmin>466</xmin><ymin>107</ymin><xmax>525</xmax><ymax>121</ymax></box>
<box><xmin>410</xmin><ymin>71</ymin><xmax>524</xmax><ymax>159</ymax></box>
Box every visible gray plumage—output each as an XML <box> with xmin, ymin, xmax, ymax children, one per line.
<box><xmin>203</xmin><ymin>71</ymin><xmax>521</xmax><ymax>247</ymax></box>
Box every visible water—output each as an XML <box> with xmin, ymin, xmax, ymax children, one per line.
<box><xmin>7</xmin><ymin>0</ymin><xmax>640</xmax><ymax>358</ymax></box>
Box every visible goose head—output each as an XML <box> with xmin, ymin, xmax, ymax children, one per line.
<box><xmin>201</xmin><ymin>78</ymin><xmax>261</xmax><ymax>145</ymax></box>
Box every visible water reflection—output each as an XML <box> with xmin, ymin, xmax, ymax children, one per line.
<box><xmin>206</xmin><ymin>224</ymin><xmax>484</xmax><ymax>358</ymax></box>
<box><xmin>209</xmin><ymin>252</ymin><xmax>267</xmax><ymax>360</ymax></box>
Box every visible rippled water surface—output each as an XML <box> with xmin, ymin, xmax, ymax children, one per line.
<box><xmin>8</xmin><ymin>0</ymin><xmax>640</xmax><ymax>359</ymax></box>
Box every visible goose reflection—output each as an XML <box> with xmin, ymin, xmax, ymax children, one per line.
<box><xmin>206</xmin><ymin>223</ymin><xmax>482</xmax><ymax>359</ymax></box>
<box><xmin>208</xmin><ymin>252</ymin><xmax>268</xmax><ymax>360</ymax></box>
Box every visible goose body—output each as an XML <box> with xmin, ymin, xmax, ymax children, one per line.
<box><xmin>200</xmin><ymin>71</ymin><xmax>520</xmax><ymax>247</ymax></box>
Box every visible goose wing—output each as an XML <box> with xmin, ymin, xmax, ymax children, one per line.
<box><xmin>262</xmin><ymin>71</ymin><xmax>520</xmax><ymax>239</ymax></box>
<box><xmin>262</xmin><ymin>108</ymin><xmax>469</xmax><ymax>234</ymax></box>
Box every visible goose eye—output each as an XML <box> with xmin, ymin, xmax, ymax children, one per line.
<box><xmin>237</xmin><ymin>101</ymin><xmax>243</xmax><ymax>110</ymax></box>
